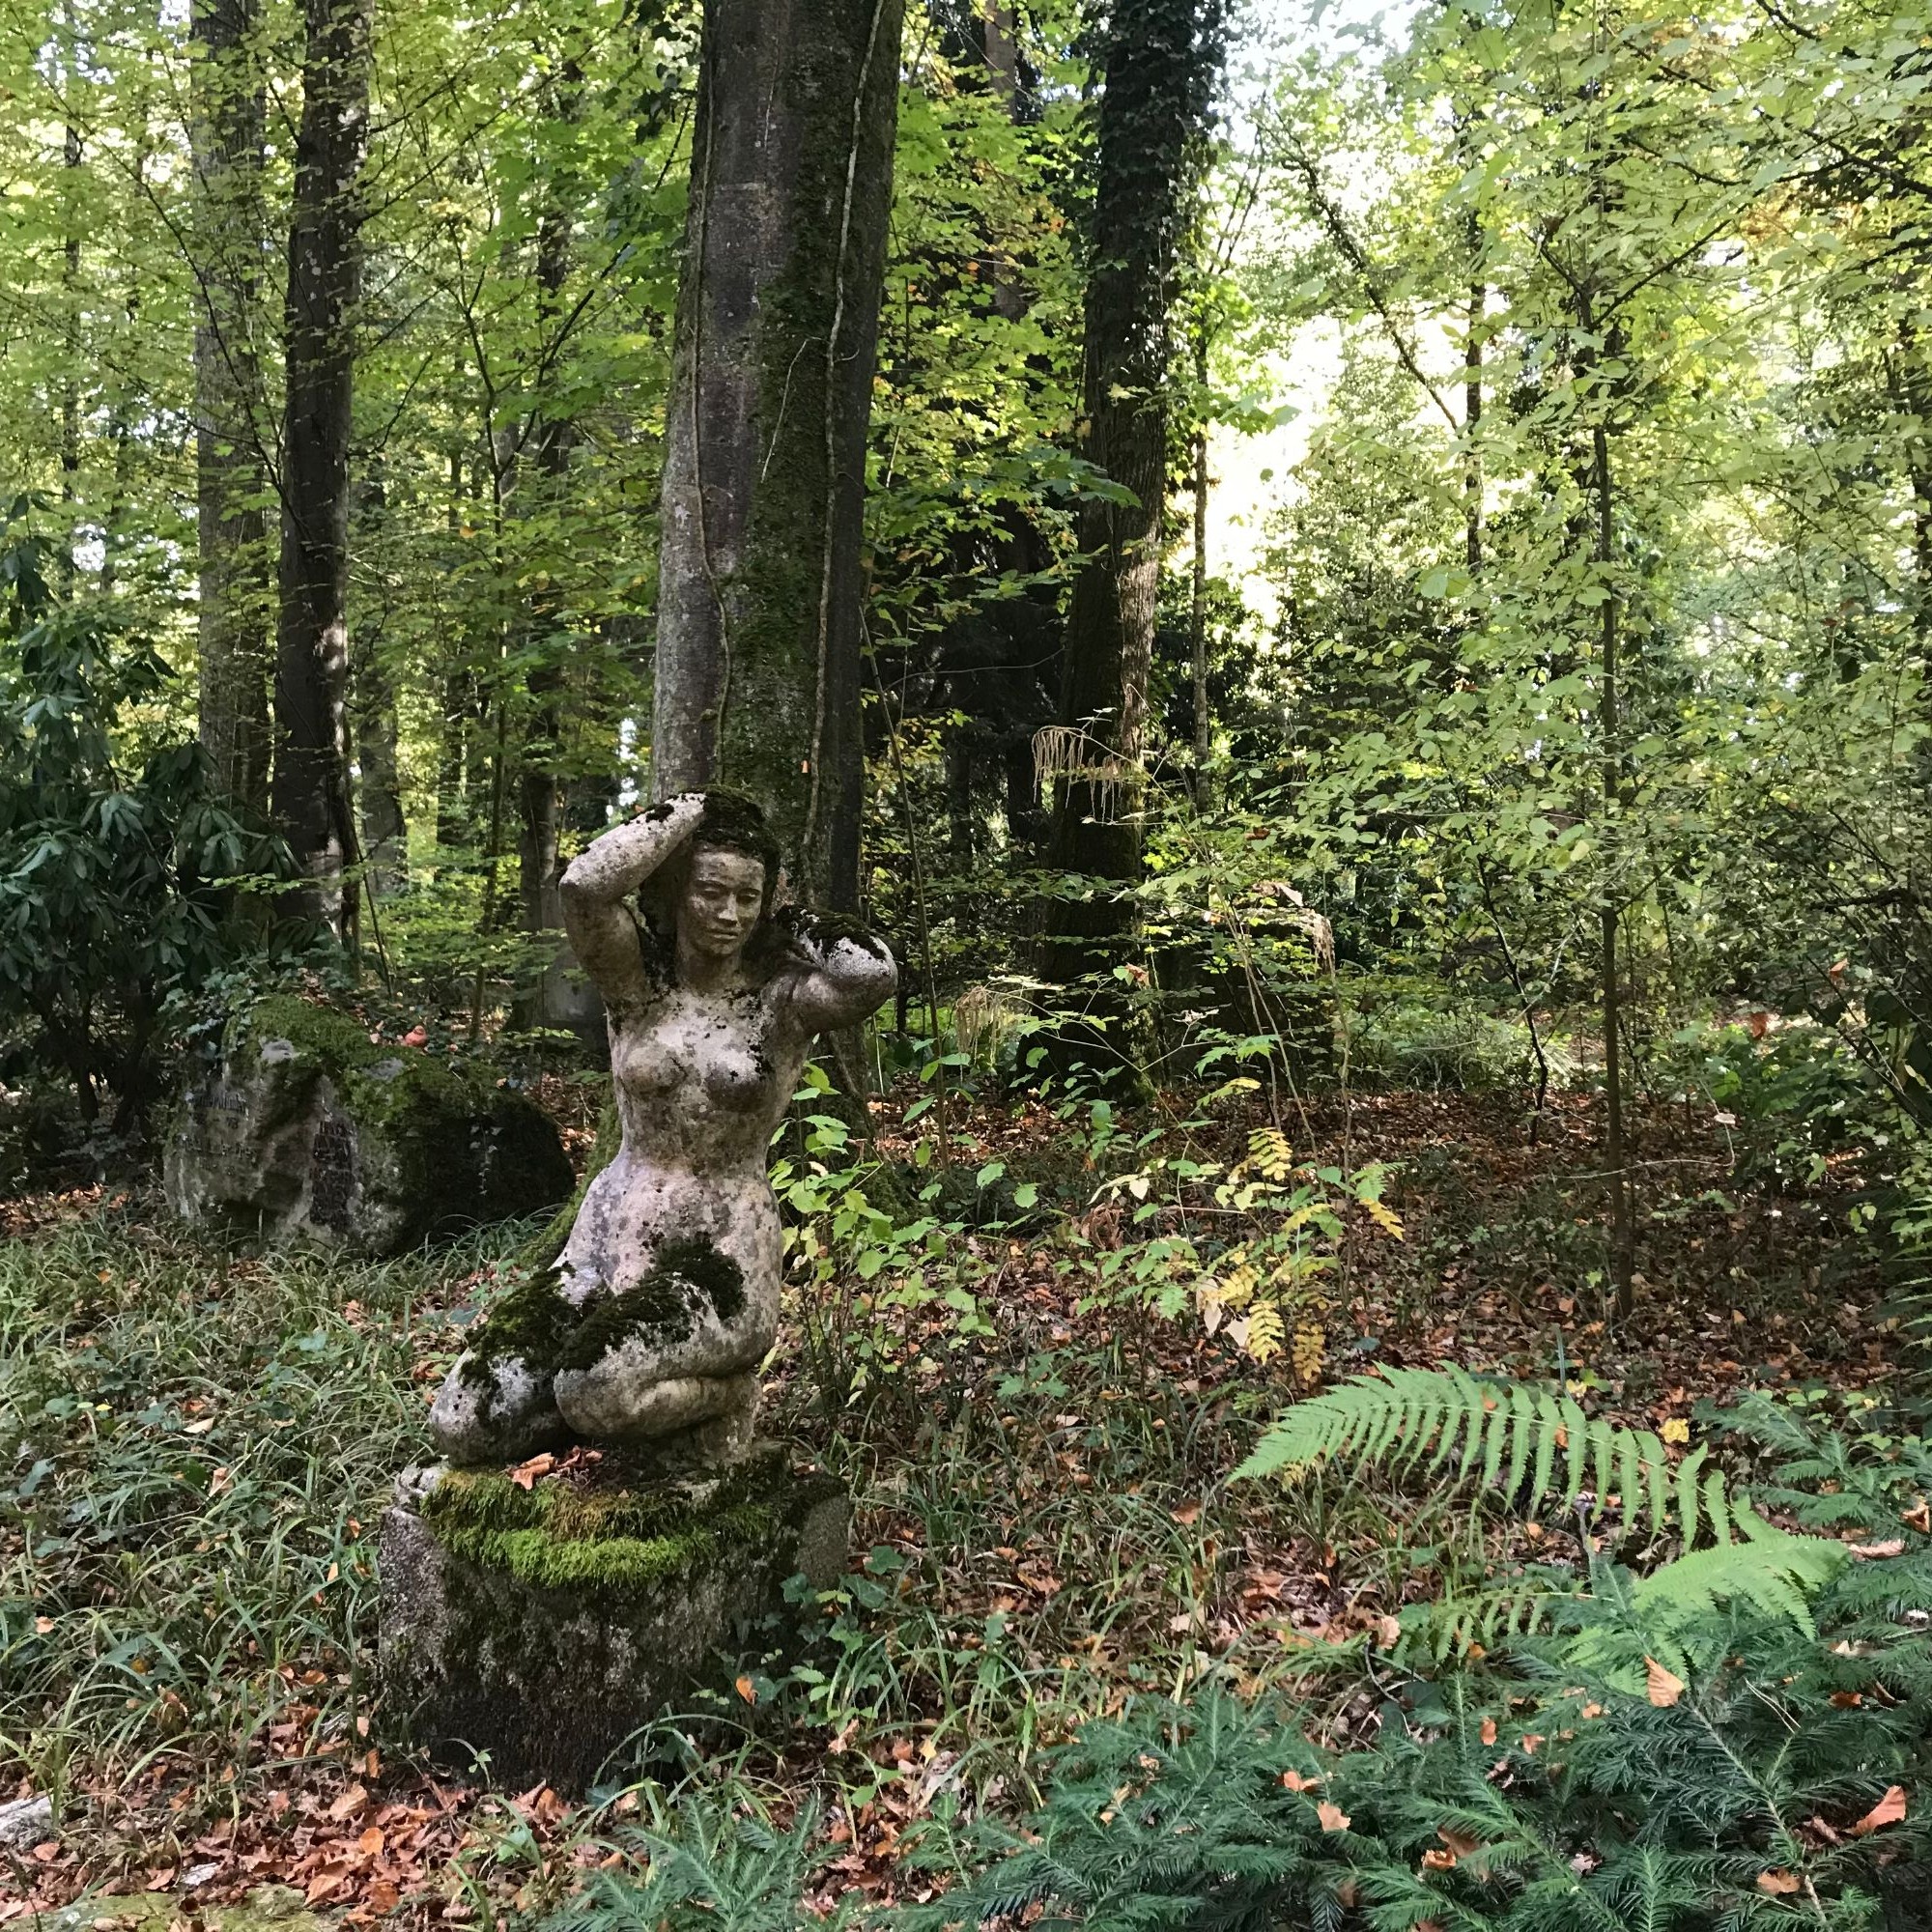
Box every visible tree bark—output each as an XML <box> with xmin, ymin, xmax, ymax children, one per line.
<box><xmin>518</xmin><ymin>70</ymin><xmax>581</xmax><ymax>938</ymax></box>
<box><xmin>1188</xmin><ymin>344</ymin><xmax>1210</xmax><ymax>778</ymax></box>
<box><xmin>1593</xmin><ymin>406</ymin><xmax>1636</xmax><ymax>1316</ymax></box>
<box><xmin>1040</xmin><ymin>0</ymin><xmax>1223</xmax><ymax>984</ymax></box>
<box><xmin>272</xmin><ymin>0</ymin><xmax>371</xmax><ymax>935</ymax></box>
<box><xmin>191</xmin><ymin>0</ymin><xmax>273</xmax><ymax>814</ymax></box>
<box><xmin>649</xmin><ymin>0</ymin><xmax>904</xmax><ymax>910</ymax></box>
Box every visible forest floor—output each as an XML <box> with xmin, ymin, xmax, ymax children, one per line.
<box><xmin>1</xmin><ymin>1078</ymin><xmax>1903</xmax><ymax>1923</ymax></box>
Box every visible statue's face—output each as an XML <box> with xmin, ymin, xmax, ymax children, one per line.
<box><xmin>678</xmin><ymin>845</ymin><xmax>766</xmax><ymax>959</ymax></box>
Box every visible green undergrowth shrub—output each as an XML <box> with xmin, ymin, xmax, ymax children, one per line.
<box><xmin>905</xmin><ymin>1631</ymin><xmax>1932</xmax><ymax>1931</ymax></box>
<box><xmin>1349</xmin><ymin>996</ymin><xmax>1576</xmax><ymax>1095</ymax></box>
<box><xmin>1658</xmin><ymin>1015</ymin><xmax>1873</xmax><ymax>1190</ymax></box>
<box><xmin>896</xmin><ymin>1391</ymin><xmax>1932</xmax><ymax>1930</ymax></box>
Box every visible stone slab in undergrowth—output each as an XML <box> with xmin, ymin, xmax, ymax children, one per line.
<box><xmin>378</xmin><ymin>1446</ymin><xmax>848</xmax><ymax>1792</ymax></box>
<box><xmin>163</xmin><ymin>995</ymin><xmax>574</xmax><ymax>1256</ymax></box>
<box><xmin>38</xmin><ymin>1888</ymin><xmax>326</xmax><ymax>1932</ymax></box>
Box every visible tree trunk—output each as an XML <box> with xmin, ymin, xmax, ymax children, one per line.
<box><xmin>518</xmin><ymin>73</ymin><xmax>580</xmax><ymax>938</ymax></box>
<box><xmin>58</xmin><ymin>3</ymin><xmax>83</xmax><ymax>585</ymax></box>
<box><xmin>1039</xmin><ymin>0</ymin><xmax>1223</xmax><ymax>987</ymax></box>
<box><xmin>1188</xmin><ymin>367</ymin><xmax>1210</xmax><ymax>777</ymax></box>
<box><xmin>272</xmin><ymin>0</ymin><xmax>371</xmax><ymax>936</ymax></box>
<box><xmin>1465</xmin><ymin>265</ymin><xmax>1484</xmax><ymax>574</ymax></box>
<box><xmin>355</xmin><ymin>657</ymin><xmax>407</xmax><ymax>893</ymax></box>
<box><xmin>1593</xmin><ymin>412</ymin><xmax>1636</xmax><ymax>1316</ymax></box>
<box><xmin>649</xmin><ymin>0</ymin><xmax>904</xmax><ymax>910</ymax></box>
<box><xmin>191</xmin><ymin>0</ymin><xmax>273</xmax><ymax>815</ymax></box>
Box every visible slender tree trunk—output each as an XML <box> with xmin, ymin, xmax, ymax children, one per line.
<box><xmin>650</xmin><ymin>0</ymin><xmax>904</xmax><ymax>909</ymax></box>
<box><xmin>1593</xmin><ymin>410</ymin><xmax>1636</xmax><ymax>1316</ymax></box>
<box><xmin>272</xmin><ymin>0</ymin><xmax>371</xmax><ymax>936</ymax></box>
<box><xmin>436</xmin><ymin>452</ymin><xmax>471</xmax><ymax>853</ymax></box>
<box><xmin>352</xmin><ymin>468</ymin><xmax>405</xmax><ymax>893</ymax></box>
<box><xmin>56</xmin><ymin>27</ymin><xmax>83</xmax><ymax>591</ymax></box>
<box><xmin>982</xmin><ymin>0</ymin><xmax>1027</xmax><ymax>325</ymax></box>
<box><xmin>1188</xmin><ymin>338</ymin><xmax>1211</xmax><ymax>779</ymax></box>
<box><xmin>947</xmin><ymin>732</ymin><xmax>975</xmax><ymax>868</ymax></box>
<box><xmin>518</xmin><ymin>71</ymin><xmax>581</xmax><ymax>937</ymax></box>
<box><xmin>1464</xmin><ymin>260</ymin><xmax>1484</xmax><ymax>574</ymax></box>
<box><xmin>1040</xmin><ymin>0</ymin><xmax>1224</xmax><ymax>990</ymax></box>
<box><xmin>1893</xmin><ymin>317</ymin><xmax>1932</xmax><ymax>626</ymax></box>
<box><xmin>355</xmin><ymin>665</ymin><xmax>407</xmax><ymax>893</ymax></box>
<box><xmin>191</xmin><ymin>0</ymin><xmax>273</xmax><ymax>813</ymax></box>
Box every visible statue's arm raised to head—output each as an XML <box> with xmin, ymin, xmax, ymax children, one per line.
<box><xmin>559</xmin><ymin>792</ymin><xmax>706</xmax><ymax>1008</ymax></box>
<box><xmin>779</xmin><ymin>914</ymin><xmax>898</xmax><ymax>1036</ymax></box>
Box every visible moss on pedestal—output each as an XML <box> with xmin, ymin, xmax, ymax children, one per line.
<box><xmin>417</xmin><ymin>1455</ymin><xmax>805</xmax><ymax>1600</ymax></box>
<box><xmin>380</xmin><ymin>1449</ymin><xmax>851</xmax><ymax>1788</ymax></box>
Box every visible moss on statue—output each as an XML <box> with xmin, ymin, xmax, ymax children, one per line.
<box><xmin>772</xmin><ymin>904</ymin><xmax>889</xmax><ymax>959</ymax></box>
<box><xmin>379</xmin><ymin>1449</ymin><xmax>851</xmax><ymax>1788</ymax></box>
<box><xmin>555</xmin><ymin>1267</ymin><xmax>696</xmax><ymax>1371</ymax></box>
<box><xmin>461</xmin><ymin>1234</ymin><xmax>747</xmax><ymax>1397</ymax></box>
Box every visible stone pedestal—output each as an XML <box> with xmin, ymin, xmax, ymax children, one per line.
<box><xmin>378</xmin><ymin>1447</ymin><xmax>847</xmax><ymax>1791</ymax></box>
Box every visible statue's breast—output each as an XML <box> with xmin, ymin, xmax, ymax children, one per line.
<box><xmin>611</xmin><ymin>989</ymin><xmax>783</xmax><ymax>1120</ymax></box>
<box><xmin>609</xmin><ymin>1007</ymin><xmax>688</xmax><ymax>1094</ymax></box>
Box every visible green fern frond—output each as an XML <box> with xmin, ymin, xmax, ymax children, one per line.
<box><xmin>1242</xmin><ymin>1368</ymin><xmax>1853</xmax><ymax>1651</ymax></box>
<box><xmin>1237</xmin><ymin>1366</ymin><xmax>1734</xmax><ymax>1543</ymax></box>
<box><xmin>1633</xmin><ymin>1523</ymin><xmax>1845</xmax><ymax>1640</ymax></box>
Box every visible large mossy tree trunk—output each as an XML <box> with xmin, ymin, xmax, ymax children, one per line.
<box><xmin>271</xmin><ymin>0</ymin><xmax>371</xmax><ymax>936</ymax></box>
<box><xmin>191</xmin><ymin>0</ymin><xmax>273</xmax><ymax>816</ymax></box>
<box><xmin>1037</xmin><ymin>0</ymin><xmax>1223</xmax><ymax>1014</ymax></box>
<box><xmin>649</xmin><ymin>0</ymin><xmax>904</xmax><ymax>911</ymax></box>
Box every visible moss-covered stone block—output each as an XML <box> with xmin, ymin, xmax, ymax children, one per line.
<box><xmin>378</xmin><ymin>1447</ymin><xmax>848</xmax><ymax>1791</ymax></box>
<box><xmin>162</xmin><ymin>995</ymin><xmax>574</xmax><ymax>1255</ymax></box>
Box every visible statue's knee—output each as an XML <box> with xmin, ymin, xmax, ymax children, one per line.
<box><xmin>429</xmin><ymin>1351</ymin><xmax>564</xmax><ymax>1464</ymax></box>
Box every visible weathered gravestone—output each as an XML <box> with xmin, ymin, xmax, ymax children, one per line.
<box><xmin>164</xmin><ymin>996</ymin><xmax>573</xmax><ymax>1255</ymax></box>
<box><xmin>380</xmin><ymin>792</ymin><xmax>896</xmax><ymax>1788</ymax></box>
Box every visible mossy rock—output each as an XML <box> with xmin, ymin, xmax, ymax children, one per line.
<box><xmin>379</xmin><ymin>1448</ymin><xmax>848</xmax><ymax>1791</ymax></box>
<box><xmin>162</xmin><ymin>995</ymin><xmax>574</xmax><ymax>1256</ymax></box>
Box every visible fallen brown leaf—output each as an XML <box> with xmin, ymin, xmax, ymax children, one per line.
<box><xmin>1850</xmin><ymin>1786</ymin><xmax>1908</xmax><ymax>1837</ymax></box>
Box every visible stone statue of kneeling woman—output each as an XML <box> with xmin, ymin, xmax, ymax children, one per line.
<box><xmin>429</xmin><ymin>791</ymin><xmax>895</xmax><ymax>1470</ymax></box>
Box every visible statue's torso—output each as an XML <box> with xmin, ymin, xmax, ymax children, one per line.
<box><xmin>559</xmin><ymin>978</ymin><xmax>804</xmax><ymax>1308</ymax></box>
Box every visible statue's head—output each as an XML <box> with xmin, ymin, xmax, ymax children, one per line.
<box><xmin>642</xmin><ymin>790</ymin><xmax>782</xmax><ymax>975</ymax></box>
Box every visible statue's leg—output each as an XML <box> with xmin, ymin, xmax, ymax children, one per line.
<box><xmin>553</xmin><ymin>1365</ymin><xmax>757</xmax><ymax>1462</ymax></box>
<box><xmin>429</xmin><ymin>1351</ymin><xmax>571</xmax><ymax>1466</ymax></box>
